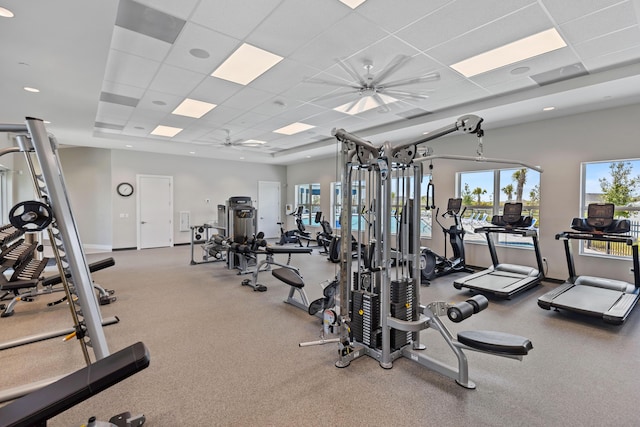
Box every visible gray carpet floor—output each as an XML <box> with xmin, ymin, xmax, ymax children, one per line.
<box><xmin>1</xmin><ymin>244</ymin><xmax>638</xmax><ymax>426</ymax></box>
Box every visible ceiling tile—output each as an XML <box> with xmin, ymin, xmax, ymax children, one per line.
<box><xmin>396</xmin><ymin>0</ymin><xmax>537</xmax><ymax>52</ymax></box>
<box><xmin>355</xmin><ymin>0</ymin><xmax>452</xmax><ymax>33</ymax></box>
<box><xmin>164</xmin><ymin>23</ymin><xmax>240</xmax><ymax>75</ymax></box>
<box><xmin>104</xmin><ymin>50</ymin><xmax>160</xmax><ymax>89</ymax></box>
<box><xmin>96</xmin><ymin>101</ymin><xmax>134</xmax><ymax>123</ymax></box>
<box><xmin>559</xmin><ymin>2</ymin><xmax>638</xmax><ymax>44</ymax></box>
<box><xmin>425</xmin><ymin>4</ymin><xmax>554</xmax><ymax>66</ymax></box>
<box><xmin>133</xmin><ymin>0</ymin><xmax>200</xmax><ymax>20</ymax></box>
<box><xmin>246</xmin><ymin>0</ymin><xmax>350</xmax><ymax>57</ymax></box>
<box><xmin>573</xmin><ymin>26</ymin><xmax>640</xmax><ymax>60</ymax></box>
<box><xmin>289</xmin><ymin>12</ymin><xmax>388</xmax><ymax>70</ymax></box>
<box><xmin>191</xmin><ymin>77</ymin><xmax>243</xmax><ymax>105</ymax></box>
<box><xmin>191</xmin><ymin>0</ymin><xmax>282</xmax><ymax>40</ymax></box>
<box><xmin>540</xmin><ymin>0</ymin><xmax>628</xmax><ymax>25</ymax></box>
<box><xmin>110</xmin><ymin>26</ymin><xmax>172</xmax><ymax>63</ymax></box>
<box><xmin>148</xmin><ymin>64</ymin><xmax>206</xmax><ymax>96</ymax></box>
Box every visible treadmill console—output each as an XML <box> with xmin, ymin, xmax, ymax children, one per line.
<box><xmin>502</xmin><ymin>202</ymin><xmax>523</xmax><ymax>224</ymax></box>
<box><xmin>586</xmin><ymin>203</ymin><xmax>614</xmax><ymax>229</ymax></box>
<box><xmin>447</xmin><ymin>198</ymin><xmax>462</xmax><ymax>214</ymax></box>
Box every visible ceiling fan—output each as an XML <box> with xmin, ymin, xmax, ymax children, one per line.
<box><xmin>307</xmin><ymin>54</ymin><xmax>440</xmax><ymax>114</ymax></box>
<box><xmin>212</xmin><ymin>129</ymin><xmax>266</xmax><ymax>149</ymax></box>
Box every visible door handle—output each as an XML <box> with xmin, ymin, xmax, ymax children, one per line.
<box><xmin>141</xmin><ymin>221</ymin><xmax>147</xmax><ymax>224</ymax></box>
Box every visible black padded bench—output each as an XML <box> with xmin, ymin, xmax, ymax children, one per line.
<box><xmin>271</xmin><ymin>267</ymin><xmax>305</xmax><ymax>289</ymax></box>
<box><xmin>41</xmin><ymin>257</ymin><xmax>116</xmax><ymax>287</ymax></box>
<box><xmin>457</xmin><ymin>330</ymin><xmax>533</xmax><ymax>356</ymax></box>
<box><xmin>0</xmin><ymin>342</ymin><xmax>150</xmax><ymax>427</ymax></box>
<box><xmin>265</xmin><ymin>246</ymin><xmax>313</xmax><ymax>255</ymax></box>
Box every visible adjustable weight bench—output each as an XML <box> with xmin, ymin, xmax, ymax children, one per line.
<box><xmin>241</xmin><ymin>246</ymin><xmax>312</xmax><ymax>291</ymax></box>
<box><xmin>0</xmin><ymin>341</ymin><xmax>150</xmax><ymax>427</ymax></box>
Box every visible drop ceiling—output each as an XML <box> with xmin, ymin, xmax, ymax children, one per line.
<box><xmin>2</xmin><ymin>0</ymin><xmax>640</xmax><ymax>165</ymax></box>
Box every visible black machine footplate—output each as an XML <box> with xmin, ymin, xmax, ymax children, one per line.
<box><xmin>457</xmin><ymin>330</ymin><xmax>532</xmax><ymax>356</ymax></box>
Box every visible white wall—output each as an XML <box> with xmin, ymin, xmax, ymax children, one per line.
<box><xmin>110</xmin><ymin>150</ymin><xmax>286</xmax><ymax>248</ymax></box>
<box><xmin>59</xmin><ymin>147</ymin><xmax>112</xmax><ymax>249</ymax></box>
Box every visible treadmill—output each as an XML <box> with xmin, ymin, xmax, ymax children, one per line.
<box><xmin>453</xmin><ymin>202</ymin><xmax>544</xmax><ymax>298</ymax></box>
<box><xmin>538</xmin><ymin>203</ymin><xmax>640</xmax><ymax>324</ymax></box>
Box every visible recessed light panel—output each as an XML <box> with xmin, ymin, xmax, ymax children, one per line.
<box><xmin>273</xmin><ymin>122</ymin><xmax>315</xmax><ymax>135</ymax></box>
<box><xmin>450</xmin><ymin>28</ymin><xmax>567</xmax><ymax>78</ymax></box>
<box><xmin>151</xmin><ymin>125</ymin><xmax>183</xmax><ymax>137</ymax></box>
<box><xmin>241</xmin><ymin>139</ymin><xmax>267</xmax><ymax>147</ymax></box>
<box><xmin>0</xmin><ymin>7</ymin><xmax>14</xmax><ymax>17</ymax></box>
<box><xmin>211</xmin><ymin>43</ymin><xmax>283</xmax><ymax>85</ymax></box>
<box><xmin>334</xmin><ymin>94</ymin><xmax>398</xmax><ymax>115</ymax></box>
<box><xmin>172</xmin><ymin>98</ymin><xmax>216</xmax><ymax>118</ymax></box>
<box><xmin>338</xmin><ymin>0</ymin><xmax>367</xmax><ymax>9</ymax></box>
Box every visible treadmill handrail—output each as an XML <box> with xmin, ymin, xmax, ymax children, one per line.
<box><xmin>474</xmin><ymin>226</ymin><xmax>538</xmax><ymax>237</ymax></box>
<box><xmin>555</xmin><ymin>231</ymin><xmax>636</xmax><ymax>246</ymax></box>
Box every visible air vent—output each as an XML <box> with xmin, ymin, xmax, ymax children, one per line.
<box><xmin>94</xmin><ymin>122</ymin><xmax>125</xmax><ymax>131</ymax></box>
<box><xmin>531</xmin><ymin>63</ymin><xmax>588</xmax><ymax>86</ymax></box>
<box><xmin>100</xmin><ymin>92</ymin><xmax>139</xmax><ymax>107</ymax></box>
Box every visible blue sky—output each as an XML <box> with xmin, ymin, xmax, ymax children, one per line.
<box><xmin>584</xmin><ymin>160</ymin><xmax>640</xmax><ymax>194</ymax></box>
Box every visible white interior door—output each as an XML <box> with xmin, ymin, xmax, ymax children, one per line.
<box><xmin>137</xmin><ymin>175</ymin><xmax>173</xmax><ymax>249</ymax></box>
<box><xmin>257</xmin><ymin>181</ymin><xmax>280</xmax><ymax>239</ymax></box>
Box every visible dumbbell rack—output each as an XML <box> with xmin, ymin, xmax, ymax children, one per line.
<box><xmin>0</xmin><ymin>118</ymin><xmax>110</xmax><ymax>366</ymax></box>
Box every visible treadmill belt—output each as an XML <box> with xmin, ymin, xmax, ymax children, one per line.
<box><xmin>461</xmin><ymin>270</ymin><xmax>528</xmax><ymax>292</ymax></box>
<box><xmin>552</xmin><ymin>285</ymin><xmax>623</xmax><ymax>316</ymax></box>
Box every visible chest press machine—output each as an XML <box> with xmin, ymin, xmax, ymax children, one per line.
<box><xmin>326</xmin><ymin>115</ymin><xmax>533</xmax><ymax>389</ymax></box>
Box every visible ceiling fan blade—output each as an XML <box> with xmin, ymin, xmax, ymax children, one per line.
<box><xmin>381</xmin><ymin>72</ymin><xmax>440</xmax><ymax>89</ymax></box>
<box><xmin>304</xmin><ymin>77</ymin><xmax>359</xmax><ymax>89</ymax></box>
<box><xmin>335</xmin><ymin>57</ymin><xmax>368</xmax><ymax>87</ymax></box>
<box><xmin>370</xmin><ymin>54</ymin><xmax>411</xmax><ymax>86</ymax></box>
<box><xmin>312</xmin><ymin>89</ymin><xmax>361</xmax><ymax>103</ymax></box>
<box><xmin>380</xmin><ymin>89</ymin><xmax>431</xmax><ymax>100</ymax></box>
<box><xmin>344</xmin><ymin>97</ymin><xmax>362</xmax><ymax>114</ymax></box>
<box><xmin>372</xmin><ymin>93</ymin><xmax>390</xmax><ymax>113</ymax></box>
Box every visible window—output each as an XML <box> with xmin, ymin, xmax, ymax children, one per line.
<box><xmin>581</xmin><ymin>159</ymin><xmax>640</xmax><ymax>258</ymax></box>
<box><xmin>294</xmin><ymin>183</ymin><xmax>321</xmax><ymax>225</ymax></box>
<box><xmin>457</xmin><ymin>167</ymin><xmax>540</xmax><ymax>247</ymax></box>
<box><xmin>330</xmin><ymin>174</ymin><xmax>432</xmax><ymax>238</ymax></box>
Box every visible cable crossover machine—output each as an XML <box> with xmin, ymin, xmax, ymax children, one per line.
<box><xmin>326</xmin><ymin>114</ymin><xmax>533</xmax><ymax>389</ymax></box>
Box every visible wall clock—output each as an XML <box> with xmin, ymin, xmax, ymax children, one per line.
<box><xmin>117</xmin><ymin>182</ymin><xmax>134</xmax><ymax>197</ymax></box>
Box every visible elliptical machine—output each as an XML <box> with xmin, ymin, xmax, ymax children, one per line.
<box><xmin>420</xmin><ymin>197</ymin><xmax>472</xmax><ymax>284</ymax></box>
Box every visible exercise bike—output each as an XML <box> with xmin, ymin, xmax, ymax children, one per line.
<box><xmin>420</xmin><ymin>198</ymin><xmax>472</xmax><ymax>284</ymax></box>
<box><xmin>277</xmin><ymin>205</ymin><xmax>308</xmax><ymax>246</ymax></box>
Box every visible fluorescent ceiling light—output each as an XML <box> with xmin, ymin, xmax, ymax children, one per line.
<box><xmin>273</xmin><ymin>122</ymin><xmax>315</xmax><ymax>135</ymax></box>
<box><xmin>450</xmin><ymin>28</ymin><xmax>567</xmax><ymax>77</ymax></box>
<box><xmin>23</xmin><ymin>87</ymin><xmax>40</xmax><ymax>93</ymax></box>
<box><xmin>242</xmin><ymin>139</ymin><xmax>267</xmax><ymax>147</ymax></box>
<box><xmin>172</xmin><ymin>98</ymin><xmax>216</xmax><ymax>118</ymax></box>
<box><xmin>211</xmin><ymin>43</ymin><xmax>283</xmax><ymax>85</ymax></box>
<box><xmin>0</xmin><ymin>7</ymin><xmax>14</xmax><ymax>18</ymax></box>
<box><xmin>151</xmin><ymin>125</ymin><xmax>183</xmax><ymax>137</ymax></box>
<box><xmin>338</xmin><ymin>0</ymin><xmax>367</xmax><ymax>9</ymax></box>
<box><xmin>334</xmin><ymin>94</ymin><xmax>398</xmax><ymax>115</ymax></box>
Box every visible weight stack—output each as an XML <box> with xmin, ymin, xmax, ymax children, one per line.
<box><xmin>390</xmin><ymin>279</ymin><xmax>416</xmax><ymax>350</ymax></box>
<box><xmin>351</xmin><ymin>290</ymin><xmax>380</xmax><ymax>348</ymax></box>
<box><xmin>353</xmin><ymin>270</ymin><xmax>377</xmax><ymax>294</ymax></box>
